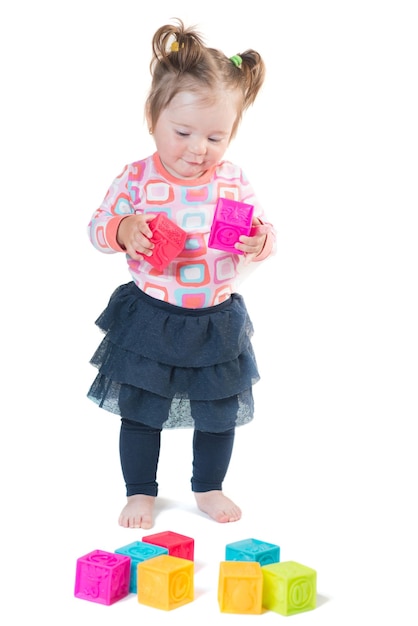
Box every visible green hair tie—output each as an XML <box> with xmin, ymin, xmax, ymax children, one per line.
<box><xmin>230</xmin><ymin>54</ymin><xmax>242</xmax><ymax>68</ymax></box>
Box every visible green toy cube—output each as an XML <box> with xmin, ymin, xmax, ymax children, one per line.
<box><xmin>262</xmin><ymin>560</ymin><xmax>316</xmax><ymax>616</ymax></box>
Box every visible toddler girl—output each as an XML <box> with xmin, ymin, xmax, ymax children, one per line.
<box><xmin>87</xmin><ymin>18</ymin><xmax>275</xmax><ymax>528</ymax></box>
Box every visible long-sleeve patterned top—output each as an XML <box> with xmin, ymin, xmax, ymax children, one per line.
<box><xmin>88</xmin><ymin>152</ymin><xmax>275</xmax><ymax>308</ymax></box>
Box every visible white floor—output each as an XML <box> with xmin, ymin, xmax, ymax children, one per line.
<box><xmin>2</xmin><ymin>1</ymin><xmax>417</xmax><ymax>624</ymax></box>
<box><xmin>6</xmin><ymin>379</ymin><xmax>418</xmax><ymax>624</ymax></box>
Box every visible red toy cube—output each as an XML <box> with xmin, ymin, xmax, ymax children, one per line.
<box><xmin>142</xmin><ymin>531</ymin><xmax>194</xmax><ymax>561</ymax></box>
<box><xmin>208</xmin><ymin>198</ymin><xmax>254</xmax><ymax>254</ymax></box>
<box><xmin>74</xmin><ymin>549</ymin><xmax>131</xmax><ymax>605</ymax></box>
<box><xmin>147</xmin><ymin>213</ymin><xmax>187</xmax><ymax>270</ymax></box>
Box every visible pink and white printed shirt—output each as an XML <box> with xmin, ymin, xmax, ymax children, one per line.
<box><xmin>88</xmin><ymin>153</ymin><xmax>275</xmax><ymax>308</ymax></box>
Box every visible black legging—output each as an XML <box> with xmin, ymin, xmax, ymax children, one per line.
<box><xmin>119</xmin><ymin>418</ymin><xmax>235</xmax><ymax>497</ymax></box>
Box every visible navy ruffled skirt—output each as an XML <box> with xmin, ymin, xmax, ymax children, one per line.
<box><xmin>87</xmin><ymin>282</ymin><xmax>260</xmax><ymax>432</ymax></box>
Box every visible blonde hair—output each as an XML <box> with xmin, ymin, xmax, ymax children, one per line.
<box><xmin>146</xmin><ymin>18</ymin><xmax>265</xmax><ymax>139</ymax></box>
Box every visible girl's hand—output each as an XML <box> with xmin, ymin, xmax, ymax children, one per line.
<box><xmin>116</xmin><ymin>213</ymin><xmax>156</xmax><ymax>259</ymax></box>
<box><xmin>235</xmin><ymin>220</ymin><xmax>270</xmax><ymax>263</ymax></box>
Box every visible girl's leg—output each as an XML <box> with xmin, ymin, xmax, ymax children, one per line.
<box><xmin>191</xmin><ymin>428</ymin><xmax>235</xmax><ymax>492</ymax></box>
<box><xmin>192</xmin><ymin>428</ymin><xmax>242</xmax><ymax>523</ymax></box>
<box><xmin>118</xmin><ymin>418</ymin><xmax>161</xmax><ymax>528</ymax></box>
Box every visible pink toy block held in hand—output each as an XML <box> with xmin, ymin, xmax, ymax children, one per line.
<box><xmin>208</xmin><ymin>198</ymin><xmax>254</xmax><ymax>254</ymax></box>
<box><xmin>147</xmin><ymin>213</ymin><xmax>187</xmax><ymax>271</ymax></box>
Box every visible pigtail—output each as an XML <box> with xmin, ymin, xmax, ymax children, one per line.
<box><xmin>232</xmin><ymin>49</ymin><xmax>266</xmax><ymax>109</ymax></box>
<box><xmin>151</xmin><ymin>19</ymin><xmax>206</xmax><ymax>74</ymax></box>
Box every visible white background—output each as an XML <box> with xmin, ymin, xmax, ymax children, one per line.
<box><xmin>1</xmin><ymin>1</ymin><xmax>417</xmax><ymax>624</ymax></box>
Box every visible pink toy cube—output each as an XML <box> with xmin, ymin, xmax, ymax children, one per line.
<box><xmin>147</xmin><ymin>213</ymin><xmax>187</xmax><ymax>270</ymax></box>
<box><xmin>74</xmin><ymin>549</ymin><xmax>131</xmax><ymax>605</ymax></box>
<box><xmin>208</xmin><ymin>198</ymin><xmax>254</xmax><ymax>254</ymax></box>
<box><xmin>142</xmin><ymin>531</ymin><xmax>194</xmax><ymax>561</ymax></box>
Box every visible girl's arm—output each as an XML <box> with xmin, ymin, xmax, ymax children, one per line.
<box><xmin>87</xmin><ymin>165</ymin><xmax>134</xmax><ymax>254</ymax></box>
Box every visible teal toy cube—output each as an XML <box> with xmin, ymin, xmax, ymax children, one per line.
<box><xmin>142</xmin><ymin>530</ymin><xmax>194</xmax><ymax>561</ymax></box>
<box><xmin>115</xmin><ymin>541</ymin><xmax>169</xmax><ymax>593</ymax></box>
<box><xmin>226</xmin><ymin>538</ymin><xmax>280</xmax><ymax>565</ymax></box>
<box><xmin>74</xmin><ymin>549</ymin><xmax>130</xmax><ymax>605</ymax></box>
<box><xmin>262</xmin><ymin>560</ymin><xmax>317</xmax><ymax>616</ymax></box>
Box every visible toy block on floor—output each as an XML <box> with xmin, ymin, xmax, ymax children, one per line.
<box><xmin>115</xmin><ymin>541</ymin><xmax>169</xmax><ymax>593</ymax></box>
<box><xmin>74</xmin><ymin>549</ymin><xmax>130</xmax><ymax>605</ymax></box>
<box><xmin>226</xmin><ymin>537</ymin><xmax>280</xmax><ymax>565</ymax></box>
<box><xmin>147</xmin><ymin>213</ymin><xmax>187</xmax><ymax>270</ymax></box>
<box><xmin>142</xmin><ymin>530</ymin><xmax>194</xmax><ymax>560</ymax></box>
<box><xmin>137</xmin><ymin>554</ymin><xmax>194</xmax><ymax>610</ymax></box>
<box><xmin>208</xmin><ymin>197</ymin><xmax>254</xmax><ymax>254</ymax></box>
<box><xmin>262</xmin><ymin>560</ymin><xmax>317</xmax><ymax>616</ymax></box>
<box><xmin>218</xmin><ymin>561</ymin><xmax>263</xmax><ymax>614</ymax></box>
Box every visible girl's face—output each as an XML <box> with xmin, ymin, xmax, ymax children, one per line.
<box><xmin>149</xmin><ymin>90</ymin><xmax>240</xmax><ymax>180</ymax></box>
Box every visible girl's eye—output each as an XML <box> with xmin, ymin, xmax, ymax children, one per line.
<box><xmin>176</xmin><ymin>131</ymin><xmax>189</xmax><ymax>137</ymax></box>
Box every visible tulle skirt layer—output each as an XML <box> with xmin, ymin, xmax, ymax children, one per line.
<box><xmin>87</xmin><ymin>282</ymin><xmax>260</xmax><ymax>431</ymax></box>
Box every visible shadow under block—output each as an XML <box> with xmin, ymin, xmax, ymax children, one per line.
<box><xmin>208</xmin><ymin>197</ymin><xmax>254</xmax><ymax>254</ymax></box>
<box><xmin>147</xmin><ymin>213</ymin><xmax>187</xmax><ymax>271</ymax></box>
<box><xmin>74</xmin><ymin>549</ymin><xmax>131</xmax><ymax>605</ymax></box>
<box><xmin>142</xmin><ymin>530</ymin><xmax>194</xmax><ymax>560</ymax></box>
<box><xmin>115</xmin><ymin>541</ymin><xmax>169</xmax><ymax>593</ymax></box>
<box><xmin>225</xmin><ymin>537</ymin><xmax>280</xmax><ymax>565</ymax></box>
<box><xmin>262</xmin><ymin>560</ymin><xmax>317</xmax><ymax>616</ymax></box>
<box><xmin>137</xmin><ymin>554</ymin><xmax>194</xmax><ymax>610</ymax></box>
<box><xmin>218</xmin><ymin>561</ymin><xmax>263</xmax><ymax>614</ymax></box>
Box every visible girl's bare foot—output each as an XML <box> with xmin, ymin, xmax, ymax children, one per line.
<box><xmin>194</xmin><ymin>490</ymin><xmax>242</xmax><ymax>523</ymax></box>
<box><xmin>118</xmin><ymin>494</ymin><xmax>155</xmax><ymax>529</ymax></box>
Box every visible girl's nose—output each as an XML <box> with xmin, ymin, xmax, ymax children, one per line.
<box><xmin>190</xmin><ymin>138</ymin><xmax>206</xmax><ymax>155</ymax></box>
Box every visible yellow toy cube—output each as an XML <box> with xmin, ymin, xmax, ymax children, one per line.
<box><xmin>262</xmin><ymin>560</ymin><xmax>316</xmax><ymax>616</ymax></box>
<box><xmin>218</xmin><ymin>561</ymin><xmax>263</xmax><ymax>614</ymax></box>
<box><xmin>137</xmin><ymin>554</ymin><xmax>194</xmax><ymax>610</ymax></box>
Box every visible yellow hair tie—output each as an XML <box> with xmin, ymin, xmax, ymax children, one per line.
<box><xmin>171</xmin><ymin>41</ymin><xmax>184</xmax><ymax>52</ymax></box>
